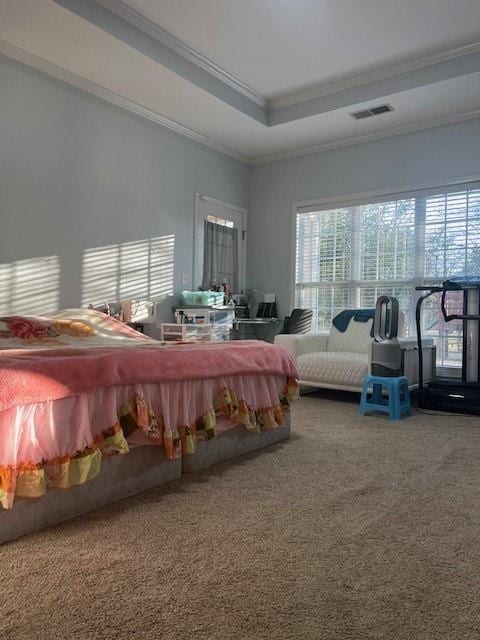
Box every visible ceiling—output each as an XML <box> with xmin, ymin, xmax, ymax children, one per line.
<box><xmin>122</xmin><ymin>0</ymin><xmax>480</xmax><ymax>98</ymax></box>
<box><xmin>1</xmin><ymin>0</ymin><xmax>479</xmax><ymax>163</ymax></box>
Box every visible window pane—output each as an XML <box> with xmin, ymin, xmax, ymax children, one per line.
<box><xmin>207</xmin><ymin>214</ymin><xmax>234</xmax><ymax>228</ymax></box>
<box><xmin>360</xmin><ymin>199</ymin><xmax>415</xmax><ymax>281</ymax></box>
<box><xmin>421</xmin><ymin>291</ymin><xmax>463</xmax><ymax>369</ymax></box>
<box><xmin>424</xmin><ymin>189</ymin><xmax>480</xmax><ymax>279</ymax></box>
<box><xmin>296</xmin><ymin>210</ymin><xmax>353</xmax><ymax>284</ymax></box>
<box><xmin>425</xmin><ymin>224</ymin><xmax>445</xmax><ymax>277</ymax></box>
<box><xmin>295</xmin><ymin>285</ymin><xmax>348</xmax><ymax>333</ymax></box>
<box><xmin>359</xmin><ymin>285</ymin><xmax>413</xmax><ymax>335</ymax></box>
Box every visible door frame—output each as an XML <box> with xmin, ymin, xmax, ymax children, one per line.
<box><xmin>193</xmin><ymin>192</ymin><xmax>247</xmax><ymax>292</ymax></box>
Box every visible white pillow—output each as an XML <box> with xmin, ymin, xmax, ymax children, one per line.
<box><xmin>327</xmin><ymin>318</ymin><xmax>373</xmax><ymax>354</ymax></box>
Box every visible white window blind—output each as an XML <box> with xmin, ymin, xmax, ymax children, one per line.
<box><xmin>296</xmin><ymin>209</ymin><xmax>353</xmax><ymax>331</ymax></box>
<box><xmin>295</xmin><ymin>182</ymin><xmax>480</xmax><ymax>368</ymax></box>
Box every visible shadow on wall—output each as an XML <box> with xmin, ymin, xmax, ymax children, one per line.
<box><xmin>0</xmin><ymin>236</ymin><xmax>176</xmax><ymax>317</ymax></box>
<box><xmin>81</xmin><ymin>235</ymin><xmax>175</xmax><ymax>307</ymax></box>
<box><xmin>0</xmin><ymin>256</ymin><xmax>60</xmax><ymax>315</ymax></box>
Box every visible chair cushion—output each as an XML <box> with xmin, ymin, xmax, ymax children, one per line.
<box><xmin>297</xmin><ymin>351</ymin><xmax>368</xmax><ymax>388</ymax></box>
<box><xmin>327</xmin><ymin>318</ymin><xmax>373</xmax><ymax>354</ymax></box>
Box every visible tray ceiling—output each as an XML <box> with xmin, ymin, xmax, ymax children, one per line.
<box><xmin>1</xmin><ymin>0</ymin><xmax>479</xmax><ymax>163</ymax></box>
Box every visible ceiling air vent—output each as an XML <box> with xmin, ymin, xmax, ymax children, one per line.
<box><xmin>350</xmin><ymin>104</ymin><xmax>394</xmax><ymax>120</ymax></box>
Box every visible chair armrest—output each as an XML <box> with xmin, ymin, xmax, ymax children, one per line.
<box><xmin>274</xmin><ymin>334</ymin><xmax>329</xmax><ymax>359</ymax></box>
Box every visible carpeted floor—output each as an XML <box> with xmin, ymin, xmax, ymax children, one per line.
<box><xmin>2</xmin><ymin>392</ymin><xmax>480</xmax><ymax>640</ymax></box>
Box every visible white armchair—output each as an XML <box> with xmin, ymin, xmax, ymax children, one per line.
<box><xmin>275</xmin><ymin>314</ymin><xmax>435</xmax><ymax>392</ymax></box>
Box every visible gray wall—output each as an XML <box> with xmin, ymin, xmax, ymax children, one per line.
<box><xmin>248</xmin><ymin>118</ymin><xmax>480</xmax><ymax>316</ymax></box>
<box><xmin>3</xmin><ymin>52</ymin><xmax>480</xmax><ymax>325</ymax></box>
<box><xmin>0</xmin><ymin>55</ymin><xmax>249</xmax><ymax>321</ymax></box>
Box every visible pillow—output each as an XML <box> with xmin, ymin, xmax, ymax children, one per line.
<box><xmin>327</xmin><ymin>318</ymin><xmax>373</xmax><ymax>354</ymax></box>
<box><xmin>0</xmin><ymin>314</ymin><xmax>96</xmax><ymax>347</ymax></box>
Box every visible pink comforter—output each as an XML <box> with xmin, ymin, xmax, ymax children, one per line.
<box><xmin>0</xmin><ymin>340</ymin><xmax>298</xmax><ymax>412</ymax></box>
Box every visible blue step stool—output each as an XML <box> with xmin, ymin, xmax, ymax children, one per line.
<box><xmin>359</xmin><ymin>375</ymin><xmax>411</xmax><ymax>421</ymax></box>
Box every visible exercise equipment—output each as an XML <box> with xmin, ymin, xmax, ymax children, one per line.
<box><xmin>416</xmin><ymin>277</ymin><xmax>480</xmax><ymax>415</ymax></box>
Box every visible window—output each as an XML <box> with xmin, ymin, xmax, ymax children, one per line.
<box><xmin>296</xmin><ymin>209</ymin><xmax>353</xmax><ymax>331</ymax></box>
<box><xmin>295</xmin><ymin>182</ymin><xmax>480</xmax><ymax>369</ymax></box>
<box><xmin>207</xmin><ymin>214</ymin><xmax>234</xmax><ymax>228</ymax></box>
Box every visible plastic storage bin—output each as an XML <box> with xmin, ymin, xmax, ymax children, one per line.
<box><xmin>174</xmin><ymin>306</ymin><xmax>234</xmax><ymax>327</ymax></box>
<box><xmin>160</xmin><ymin>324</ymin><xmax>230</xmax><ymax>342</ymax></box>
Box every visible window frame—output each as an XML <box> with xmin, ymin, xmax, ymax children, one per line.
<box><xmin>291</xmin><ymin>177</ymin><xmax>480</xmax><ymax>338</ymax></box>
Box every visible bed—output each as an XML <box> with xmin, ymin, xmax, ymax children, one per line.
<box><xmin>0</xmin><ymin>309</ymin><xmax>298</xmax><ymax>543</ymax></box>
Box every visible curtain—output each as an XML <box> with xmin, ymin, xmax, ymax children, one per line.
<box><xmin>202</xmin><ymin>221</ymin><xmax>239</xmax><ymax>293</ymax></box>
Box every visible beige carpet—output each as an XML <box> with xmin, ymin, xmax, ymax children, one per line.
<box><xmin>2</xmin><ymin>392</ymin><xmax>480</xmax><ymax>640</ymax></box>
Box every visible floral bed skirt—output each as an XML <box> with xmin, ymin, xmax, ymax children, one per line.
<box><xmin>0</xmin><ymin>375</ymin><xmax>298</xmax><ymax>509</ymax></box>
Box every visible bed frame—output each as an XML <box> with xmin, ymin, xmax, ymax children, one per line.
<box><xmin>0</xmin><ymin>418</ymin><xmax>290</xmax><ymax>544</ymax></box>
<box><xmin>182</xmin><ymin>422</ymin><xmax>290</xmax><ymax>473</ymax></box>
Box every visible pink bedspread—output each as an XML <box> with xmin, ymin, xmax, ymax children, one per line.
<box><xmin>0</xmin><ymin>310</ymin><xmax>299</xmax><ymax>509</ymax></box>
<box><xmin>0</xmin><ymin>340</ymin><xmax>298</xmax><ymax>412</ymax></box>
<box><xmin>0</xmin><ymin>375</ymin><xmax>289</xmax><ymax>467</ymax></box>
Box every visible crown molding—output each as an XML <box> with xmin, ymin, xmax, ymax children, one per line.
<box><xmin>2</xmin><ymin>39</ymin><xmax>479</xmax><ymax>170</ymax></box>
<box><xmin>89</xmin><ymin>1</ymin><xmax>480</xmax><ymax>117</ymax></box>
<box><xmin>95</xmin><ymin>0</ymin><xmax>267</xmax><ymax>109</ymax></box>
<box><xmin>0</xmin><ymin>40</ymin><xmax>249</xmax><ymax>164</ymax></box>
<box><xmin>249</xmin><ymin>108</ymin><xmax>480</xmax><ymax>165</ymax></box>
<box><xmin>268</xmin><ymin>41</ymin><xmax>480</xmax><ymax>110</ymax></box>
